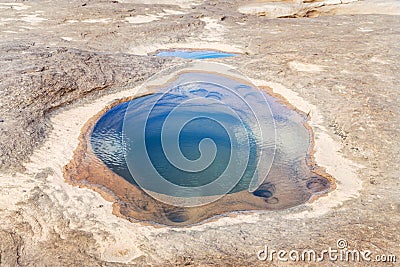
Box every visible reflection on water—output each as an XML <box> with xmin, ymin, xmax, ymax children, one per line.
<box><xmin>93</xmin><ymin>88</ymin><xmax>260</xmax><ymax>196</ymax></box>
<box><xmin>155</xmin><ymin>50</ymin><xmax>237</xmax><ymax>59</ymax></box>
<box><xmin>87</xmin><ymin>69</ymin><xmax>331</xmax><ymax>225</ymax></box>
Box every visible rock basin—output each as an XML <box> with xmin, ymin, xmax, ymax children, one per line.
<box><xmin>65</xmin><ymin>62</ymin><xmax>332</xmax><ymax>226</ymax></box>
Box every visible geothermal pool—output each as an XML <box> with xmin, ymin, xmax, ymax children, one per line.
<box><xmin>91</xmin><ymin>76</ymin><xmax>266</xmax><ymax>199</ymax></box>
<box><xmin>66</xmin><ymin>62</ymin><xmax>331</xmax><ymax>226</ymax></box>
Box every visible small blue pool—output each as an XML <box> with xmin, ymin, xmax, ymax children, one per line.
<box><xmin>155</xmin><ymin>50</ymin><xmax>237</xmax><ymax>59</ymax></box>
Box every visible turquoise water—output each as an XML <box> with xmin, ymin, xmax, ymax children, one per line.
<box><xmin>91</xmin><ymin>78</ymin><xmax>264</xmax><ymax>197</ymax></box>
<box><xmin>90</xmin><ymin>70</ymin><xmax>330</xmax><ymax>210</ymax></box>
<box><xmin>155</xmin><ymin>50</ymin><xmax>237</xmax><ymax>59</ymax></box>
<box><xmin>91</xmin><ymin>96</ymin><xmax>259</xmax><ymax>192</ymax></box>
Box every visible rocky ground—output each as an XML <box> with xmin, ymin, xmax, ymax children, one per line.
<box><xmin>0</xmin><ymin>0</ymin><xmax>399</xmax><ymax>266</ymax></box>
